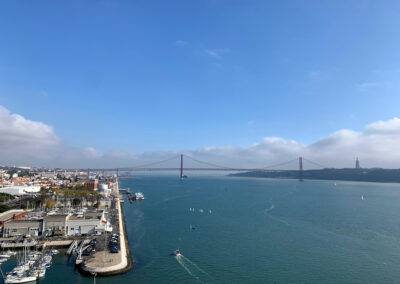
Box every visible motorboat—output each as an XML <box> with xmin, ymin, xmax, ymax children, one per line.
<box><xmin>174</xmin><ymin>249</ymin><xmax>181</xmax><ymax>256</ymax></box>
<box><xmin>134</xmin><ymin>192</ymin><xmax>145</xmax><ymax>200</ymax></box>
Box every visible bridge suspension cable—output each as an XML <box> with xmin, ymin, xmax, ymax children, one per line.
<box><xmin>260</xmin><ymin>158</ymin><xmax>299</xmax><ymax>170</ymax></box>
<box><xmin>182</xmin><ymin>154</ymin><xmax>238</xmax><ymax>170</ymax></box>
<box><xmin>129</xmin><ymin>155</ymin><xmax>181</xmax><ymax>169</ymax></box>
<box><xmin>302</xmin><ymin>157</ymin><xmax>327</xmax><ymax>169</ymax></box>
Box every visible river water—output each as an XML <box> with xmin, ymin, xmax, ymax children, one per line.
<box><xmin>3</xmin><ymin>175</ymin><xmax>400</xmax><ymax>283</ymax></box>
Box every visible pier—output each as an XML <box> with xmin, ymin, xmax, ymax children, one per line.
<box><xmin>80</xmin><ymin>180</ymin><xmax>133</xmax><ymax>276</ymax></box>
<box><xmin>66</xmin><ymin>240</ymin><xmax>78</xmax><ymax>255</ymax></box>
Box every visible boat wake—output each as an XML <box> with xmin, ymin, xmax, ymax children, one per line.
<box><xmin>263</xmin><ymin>199</ymin><xmax>290</xmax><ymax>226</ymax></box>
<box><xmin>264</xmin><ymin>199</ymin><xmax>275</xmax><ymax>213</ymax></box>
<box><xmin>181</xmin><ymin>255</ymin><xmax>215</xmax><ymax>280</ymax></box>
<box><xmin>175</xmin><ymin>254</ymin><xmax>216</xmax><ymax>283</ymax></box>
<box><xmin>175</xmin><ymin>255</ymin><xmax>205</xmax><ymax>283</ymax></box>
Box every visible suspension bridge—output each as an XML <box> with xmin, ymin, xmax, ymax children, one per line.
<box><xmin>76</xmin><ymin>155</ymin><xmax>327</xmax><ymax>181</ymax></box>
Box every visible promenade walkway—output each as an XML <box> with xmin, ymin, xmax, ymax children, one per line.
<box><xmin>81</xmin><ymin>181</ymin><xmax>132</xmax><ymax>275</ymax></box>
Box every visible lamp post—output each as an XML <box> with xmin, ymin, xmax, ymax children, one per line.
<box><xmin>91</xmin><ymin>272</ymin><xmax>97</xmax><ymax>284</ymax></box>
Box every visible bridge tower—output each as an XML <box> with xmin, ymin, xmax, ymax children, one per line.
<box><xmin>180</xmin><ymin>154</ymin><xmax>184</xmax><ymax>179</ymax></box>
<box><xmin>299</xmin><ymin>157</ymin><xmax>303</xmax><ymax>182</ymax></box>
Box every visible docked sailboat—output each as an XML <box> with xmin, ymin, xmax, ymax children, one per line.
<box><xmin>3</xmin><ymin>247</ymin><xmax>50</xmax><ymax>283</ymax></box>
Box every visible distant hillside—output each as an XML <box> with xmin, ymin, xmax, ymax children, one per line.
<box><xmin>229</xmin><ymin>168</ymin><xmax>400</xmax><ymax>183</ymax></box>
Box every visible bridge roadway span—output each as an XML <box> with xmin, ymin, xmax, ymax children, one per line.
<box><xmin>61</xmin><ymin>167</ymin><xmax>288</xmax><ymax>172</ymax></box>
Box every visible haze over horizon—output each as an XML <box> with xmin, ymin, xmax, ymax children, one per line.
<box><xmin>1</xmin><ymin>1</ymin><xmax>400</xmax><ymax>169</ymax></box>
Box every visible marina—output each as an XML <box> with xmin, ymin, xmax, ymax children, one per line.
<box><xmin>0</xmin><ymin>177</ymin><xmax>133</xmax><ymax>283</ymax></box>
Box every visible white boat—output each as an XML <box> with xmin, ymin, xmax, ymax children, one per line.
<box><xmin>134</xmin><ymin>192</ymin><xmax>145</xmax><ymax>200</ymax></box>
<box><xmin>4</xmin><ymin>275</ymin><xmax>37</xmax><ymax>283</ymax></box>
<box><xmin>174</xmin><ymin>249</ymin><xmax>181</xmax><ymax>256</ymax></box>
<box><xmin>4</xmin><ymin>248</ymin><xmax>52</xmax><ymax>283</ymax></box>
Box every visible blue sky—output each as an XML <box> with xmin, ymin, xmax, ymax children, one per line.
<box><xmin>1</xmin><ymin>0</ymin><xmax>400</xmax><ymax>167</ymax></box>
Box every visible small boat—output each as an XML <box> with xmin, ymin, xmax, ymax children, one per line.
<box><xmin>174</xmin><ymin>249</ymin><xmax>181</xmax><ymax>256</ymax></box>
<box><xmin>134</xmin><ymin>192</ymin><xmax>145</xmax><ymax>200</ymax></box>
<box><xmin>50</xmin><ymin>249</ymin><xmax>59</xmax><ymax>255</ymax></box>
<box><xmin>361</xmin><ymin>195</ymin><xmax>364</xmax><ymax>201</ymax></box>
<box><xmin>190</xmin><ymin>225</ymin><xmax>195</xmax><ymax>230</ymax></box>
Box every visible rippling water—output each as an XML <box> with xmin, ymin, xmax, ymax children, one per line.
<box><xmin>3</xmin><ymin>175</ymin><xmax>400</xmax><ymax>283</ymax></box>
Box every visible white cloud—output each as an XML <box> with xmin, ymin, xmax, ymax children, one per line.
<box><xmin>0</xmin><ymin>106</ymin><xmax>59</xmax><ymax>149</ymax></box>
<box><xmin>2</xmin><ymin>104</ymin><xmax>400</xmax><ymax>170</ymax></box>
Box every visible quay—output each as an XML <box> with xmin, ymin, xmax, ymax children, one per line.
<box><xmin>80</xmin><ymin>180</ymin><xmax>133</xmax><ymax>276</ymax></box>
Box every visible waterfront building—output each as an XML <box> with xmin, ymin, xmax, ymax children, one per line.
<box><xmin>3</xmin><ymin>219</ymin><xmax>43</xmax><ymax>237</ymax></box>
<box><xmin>0</xmin><ymin>210</ymin><xmax>26</xmax><ymax>236</ymax></box>
<box><xmin>65</xmin><ymin>210</ymin><xmax>107</xmax><ymax>236</ymax></box>
<box><xmin>44</xmin><ymin>214</ymin><xmax>69</xmax><ymax>236</ymax></box>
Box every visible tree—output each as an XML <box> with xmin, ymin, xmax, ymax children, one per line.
<box><xmin>0</xmin><ymin>204</ymin><xmax>10</xmax><ymax>213</ymax></box>
<box><xmin>45</xmin><ymin>198</ymin><xmax>55</xmax><ymax>209</ymax></box>
<box><xmin>73</xmin><ymin>198</ymin><xmax>81</xmax><ymax>206</ymax></box>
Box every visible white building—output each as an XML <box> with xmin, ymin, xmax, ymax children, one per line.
<box><xmin>0</xmin><ymin>185</ymin><xmax>41</xmax><ymax>196</ymax></box>
<box><xmin>98</xmin><ymin>184</ymin><xmax>111</xmax><ymax>196</ymax></box>
<box><xmin>65</xmin><ymin>210</ymin><xmax>108</xmax><ymax>236</ymax></box>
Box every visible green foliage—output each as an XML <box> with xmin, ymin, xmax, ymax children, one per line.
<box><xmin>0</xmin><ymin>204</ymin><xmax>10</xmax><ymax>213</ymax></box>
<box><xmin>7</xmin><ymin>169</ymin><xmax>17</xmax><ymax>177</ymax></box>
<box><xmin>0</xmin><ymin>193</ymin><xmax>15</xmax><ymax>202</ymax></box>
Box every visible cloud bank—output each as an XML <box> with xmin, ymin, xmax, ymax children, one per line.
<box><xmin>1</xmin><ymin>105</ymin><xmax>400</xmax><ymax>169</ymax></box>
